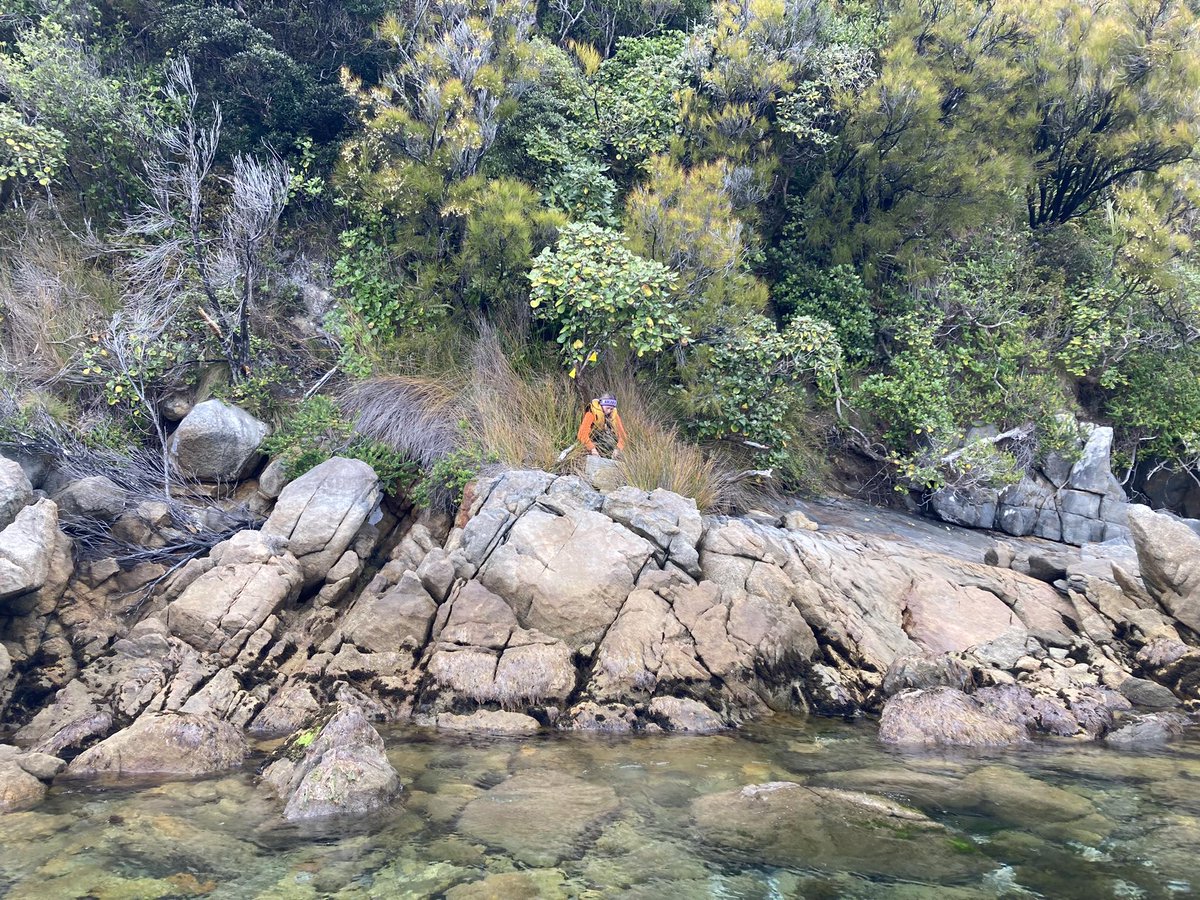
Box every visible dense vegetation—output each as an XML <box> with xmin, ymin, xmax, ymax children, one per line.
<box><xmin>2</xmin><ymin>0</ymin><xmax>1198</xmax><ymax>509</ymax></box>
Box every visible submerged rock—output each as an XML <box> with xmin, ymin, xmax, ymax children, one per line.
<box><xmin>261</xmin><ymin>703</ymin><xmax>400</xmax><ymax>821</ymax></box>
<box><xmin>436</xmin><ymin>710</ymin><xmax>540</xmax><ymax>735</ymax></box>
<box><xmin>457</xmin><ymin>770</ymin><xmax>619</xmax><ymax>866</ymax></box>
<box><xmin>690</xmin><ymin>781</ymin><xmax>988</xmax><ymax>881</ymax></box>
<box><xmin>66</xmin><ymin>712</ymin><xmax>247</xmax><ymax>778</ymax></box>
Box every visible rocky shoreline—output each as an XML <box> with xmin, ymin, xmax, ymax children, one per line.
<box><xmin>2</xmin><ymin>403</ymin><xmax>1199</xmax><ymax>819</ymax></box>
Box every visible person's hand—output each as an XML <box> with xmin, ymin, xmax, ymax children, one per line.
<box><xmin>589</xmin><ymin>448</ymin><xmax>599</xmax><ymax>456</ymax></box>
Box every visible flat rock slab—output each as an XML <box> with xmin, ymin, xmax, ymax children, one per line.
<box><xmin>691</xmin><ymin>782</ymin><xmax>990</xmax><ymax>882</ymax></box>
<box><xmin>457</xmin><ymin>770</ymin><xmax>619</xmax><ymax>866</ymax></box>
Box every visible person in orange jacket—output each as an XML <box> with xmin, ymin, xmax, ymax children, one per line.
<box><xmin>578</xmin><ymin>393</ymin><xmax>626</xmax><ymax>458</ymax></box>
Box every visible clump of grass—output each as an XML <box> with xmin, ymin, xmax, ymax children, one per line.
<box><xmin>0</xmin><ymin>226</ymin><xmax>115</xmax><ymax>378</ymax></box>
<box><xmin>340</xmin><ymin>330</ymin><xmax>761</xmax><ymax>513</ymax></box>
<box><xmin>463</xmin><ymin>329</ymin><xmax>584</xmax><ymax>472</ymax></box>
<box><xmin>610</xmin><ymin>389</ymin><xmax>747</xmax><ymax>513</ymax></box>
<box><xmin>340</xmin><ymin>374</ymin><xmax>462</xmax><ymax>468</ymax></box>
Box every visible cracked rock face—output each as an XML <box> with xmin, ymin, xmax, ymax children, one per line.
<box><xmin>7</xmin><ymin>458</ymin><xmax>1200</xmax><ymax>792</ymax></box>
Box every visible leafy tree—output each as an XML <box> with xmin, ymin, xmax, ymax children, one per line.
<box><xmin>448</xmin><ymin>176</ymin><xmax>565</xmax><ymax>320</ymax></box>
<box><xmin>624</xmin><ymin>154</ymin><xmax>768</xmax><ymax>332</ymax></box>
<box><xmin>675</xmin><ymin>312</ymin><xmax>842</xmax><ymax>463</ymax></box>
<box><xmin>0</xmin><ymin>13</ymin><xmax>152</xmax><ymax>217</ymax></box>
<box><xmin>528</xmin><ymin>221</ymin><xmax>685</xmax><ymax>376</ymax></box>
<box><xmin>0</xmin><ymin>105</ymin><xmax>65</xmax><ymax>206</ymax></box>
<box><xmin>771</xmin><ymin>262</ymin><xmax>874</xmax><ymax>363</ymax></box>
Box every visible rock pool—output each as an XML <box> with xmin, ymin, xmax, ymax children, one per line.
<box><xmin>2</xmin><ymin>715</ymin><xmax>1197</xmax><ymax>898</ymax></box>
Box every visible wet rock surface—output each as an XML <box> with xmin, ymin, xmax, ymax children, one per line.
<box><xmin>262</xmin><ymin>703</ymin><xmax>400</xmax><ymax>820</ymax></box>
<box><xmin>66</xmin><ymin>712</ymin><xmax>247</xmax><ymax>778</ymax></box>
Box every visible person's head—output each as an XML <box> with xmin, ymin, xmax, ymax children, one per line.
<box><xmin>599</xmin><ymin>393</ymin><xmax>618</xmax><ymax>412</ymax></box>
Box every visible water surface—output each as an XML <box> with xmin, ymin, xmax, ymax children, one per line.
<box><xmin>2</xmin><ymin>716</ymin><xmax>1198</xmax><ymax>898</ymax></box>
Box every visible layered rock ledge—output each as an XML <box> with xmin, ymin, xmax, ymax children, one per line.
<box><xmin>2</xmin><ymin>456</ymin><xmax>1199</xmax><ymax>815</ymax></box>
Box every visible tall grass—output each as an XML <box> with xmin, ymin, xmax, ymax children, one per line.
<box><xmin>464</xmin><ymin>330</ymin><xmax>584</xmax><ymax>472</ymax></box>
<box><xmin>0</xmin><ymin>227</ymin><xmax>116</xmax><ymax>378</ymax></box>
<box><xmin>344</xmin><ymin>329</ymin><xmax>757</xmax><ymax>512</ymax></box>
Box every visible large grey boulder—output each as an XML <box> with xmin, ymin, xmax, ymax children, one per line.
<box><xmin>929</xmin><ymin>486</ymin><xmax>998</xmax><ymax>530</ymax></box>
<box><xmin>263</xmin><ymin>457</ymin><xmax>381</xmax><ymax>587</ymax></box>
<box><xmin>1127</xmin><ymin>504</ymin><xmax>1200</xmax><ymax>633</ymax></box>
<box><xmin>52</xmin><ymin>475</ymin><xmax>126</xmax><ymax>523</ymax></box>
<box><xmin>168</xmin><ymin>399</ymin><xmax>268</xmax><ymax>482</ymax></box>
<box><xmin>0</xmin><ymin>457</ymin><xmax>32</xmax><ymax>530</ymax></box>
<box><xmin>261</xmin><ymin>703</ymin><xmax>400</xmax><ymax>820</ymax></box>
<box><xmin>167</xmin><ymin>530</ymin><xmax>303</xmax><ymax>657</ymax></box>
<box><xmin>0</xmin><ymin>499</ymin><xmax>59</xmax><ymax>602</ymax></box>
<box><xmin>66</xmin><ymin>712</ymin><xmax>248</xmax><ymax>778</ymax></box>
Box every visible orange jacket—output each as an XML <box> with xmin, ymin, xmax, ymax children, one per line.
<box><xmin>578</xmin><ymin>405</ymin><xmax>627</xmax><ymax>451</ymax></box>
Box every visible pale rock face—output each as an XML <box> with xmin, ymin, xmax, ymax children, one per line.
<box><xmin>168</xmin><ymin>399</ymin><xmax>269</xmax><ymax>482</ymax></box>
<box><xmin>0</xmin><ymin>499</ymin><xmax>59</xmax><ymax>603</ymax></box>
<box><xmin>262</xmin><ymin>456</ymin><xmax>381</xmax><ymax>587</ymax></box>
<box><xmin>167</xmin><ymin>530</ymin><xmax>303</xmax><ymax>658</ymax></box>
<box><xmin>0</xmin><ymin>457</ymin><xmax>33</xmax><ymax>530</ymax></box>
<box><xmin>341</xmin><ymin>572</ymin><xmax>437</xmax><ymax>653</ymax></box>
<box><xmin>66</xmin><ymin>712</ymin><xmax>248</xmax><ymax>778</ymax></box>
<box><xmin>1128</xmin><ymin>504</ymin><xmax>1200</xmax><ymax>633</ymax></box>
<box><xmin>424</xmin><ymin>582</ymin><xmax>576</xmax><ymax>707</ymax></box>
<box><xmin>0</xmin><ymin>758</ymin><xmax>47</xmax><ymax>813</ymax></box>
<box><xmin>477</xmin><ymin>504</ymin><xmax>656</xmax><ymax>649</ymax></box>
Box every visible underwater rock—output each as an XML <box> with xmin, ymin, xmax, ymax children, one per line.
<box><xmin>691</xmin><ymin>781</ymin><xmax>989</xmax><ymax>881</ymax></box>
<box><xmin>457</xmin><ymin>770</ymin><xmax>619</xmax><ymax>866</ymax></box>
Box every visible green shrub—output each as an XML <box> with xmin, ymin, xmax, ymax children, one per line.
<box><xmin>413</xmin><ymin>443</ymin><xmax>498</xmax><ymax>511</ymax></box>
<box><xmin>263</xmin><ymin>396</ymin><xmax>420</xmax><ymax>495</ymax></box>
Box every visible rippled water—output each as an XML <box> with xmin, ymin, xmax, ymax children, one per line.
<box><xmin>2</xmin><ymin>716</ymin><xmax>1198</xmax><ymax>898</ymax></box>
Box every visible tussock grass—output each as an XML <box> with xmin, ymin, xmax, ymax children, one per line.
<box><xmin>344</xmin><ymin>330</ymin><xmax>757</xmax><ymax>512</ymax></box>
<box><xmin>0</xmin><ymin>227</ymin><xmax>115</xmax><ymax>378</ymax></box>
<box><xmin>340</xmin><ymin>374</ymin><xmax>461</xmax><ymax>468</ymax></box>
<box><xmin>464</xmin><ymin>330</ymin><xmax>584</xmax><ymax>472</ymax></box>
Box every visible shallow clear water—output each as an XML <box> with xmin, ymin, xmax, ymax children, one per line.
<box><xmin>2</xmin><ymin>716</ymin><xmax>1198</xmax><ymax>898</ymax></box>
